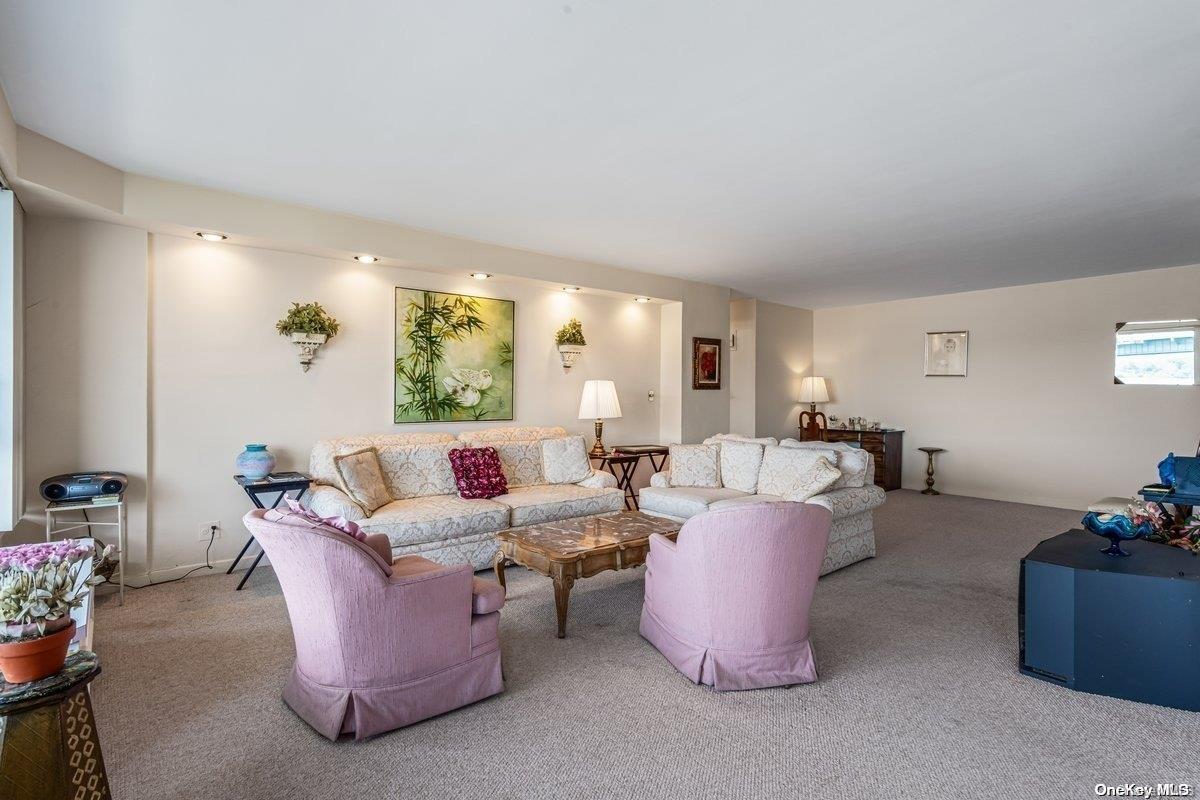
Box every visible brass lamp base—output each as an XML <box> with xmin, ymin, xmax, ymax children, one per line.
<box><xmin>589</xmin><ymin>419</ymin><xmax>608</xmax><ymax>457</ymax></box>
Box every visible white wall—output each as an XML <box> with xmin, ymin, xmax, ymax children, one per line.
<box><xmin>727</xmin><ymin>298</ymin><xmax>814</xmax><ymax>442</ymax></box>
<box><xmin>754</xmin><ymin>300</ymin><xmax>814</xmax><ymax>442</ymax></box>
<box><xmin>147</xmin><ymin>233</ymin><xmax>664</xmax><ymax>573</ymax></box>
<box><xmin>19</xmin><ymin>217</ymin><xmax>149</xmax><ymax>570</ymax></box>
<box><xmin>814</xmin><ymin>264</ymin><xmax>1200</xmax><ymax>509</ymax></box>
<box><xmin>680</xmin><ymin>282</ymin><xmax>731</xmax><ymax>443</ymax></box>
<box><xmin>729</xmin><ymin>298</ymin><xmax>756</xmax><ymax>436</ymax></box>
<box><xmin>0</xmin><ymin>190</ymin><xmax>21</xmax><ymax>532</ymax></box>
<box><xmin>658</xmin><ymin>302</ymin><xmax>682</xmax><ymax>444</ymax></box>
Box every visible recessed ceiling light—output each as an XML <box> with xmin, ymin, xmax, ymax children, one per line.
<box><xmin>633</xmin><ymin>296</ymin><xmax>651</xmax><ymax>303</ymax></box>
<box><xmin>196</xmin><ymin>231</ymin><xmax>227</xmax><ymax>242</ymax></box>
<box><xmin>354</xmin><ymin>255</ymin><xmax>379</xmax><ymax>264</ymax></box>
<box><xmin>562</xmin><ymin>286</ymin><xmax>581</xmax><ymax>293</ymax></box>
<box><xmin>470</xmin><ymin>272</ymin><xmax>492</xmax><ymax>280</ymax></box>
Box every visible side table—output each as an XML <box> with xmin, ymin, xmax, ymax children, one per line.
<box><xmin>594</xmin><ymin>445</ymin><xmax>671</xmax><ymax>511</ymax></box>
<box><xmin>0</xmin><ymin>651</ymin><xmax>110</xmax><ymax>799</ymax></box>
<box><xmin>46</xmin><ymin>500</ymin><xmax>125</xmax><ymax>605</ymax></box>
<box><xmin>231</xmin><ymin>472</ymin><xmax>311</xmax><ymax>590</ymax></box>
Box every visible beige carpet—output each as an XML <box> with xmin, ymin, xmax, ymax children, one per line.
<box><xmin>88</xmin><ymin>491</ymin><xmax>1200</xmax><ymax>799</ymax></box>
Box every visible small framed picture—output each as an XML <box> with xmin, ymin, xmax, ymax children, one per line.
<box><xmin>924</xmin><ymin>331</ymin><xmax>968</xmax><ymax>377</ymax></box>
<box><xmin>692</xmin><ymin>337</ymin><xmax>722</xmax><ymax>390</ymax></box>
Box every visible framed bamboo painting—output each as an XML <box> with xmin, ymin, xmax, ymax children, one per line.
<box><xmin>394</xmin><ymin>288</ymin><xmax>515</xmax><ymax>423</ymax></box>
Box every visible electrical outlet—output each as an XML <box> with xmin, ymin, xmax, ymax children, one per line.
<box><xmin>199</xmin><ymin>520</ymin><xmax>221</xmax><ymax>542</ymax></box>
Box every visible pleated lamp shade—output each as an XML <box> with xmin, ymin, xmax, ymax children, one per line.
<box><xmin>578</xmin><ymin>380</ymin><xmax>622</xmax><ymax>419</ymax></box>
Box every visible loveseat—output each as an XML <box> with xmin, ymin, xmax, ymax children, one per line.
<box><xmin>306</xmin><ymin>426</ymin><xmax>623</xmax><ymax>569</ymax></box>
<box><xmin>638</xmin><ymin>435</ymin><xmax>885</xmax><ymax>575</ymax></box>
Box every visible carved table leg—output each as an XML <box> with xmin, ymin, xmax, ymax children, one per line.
<box><xmin>493</xmin><ymin>550</ymin><xmax>508</xmax><ymax>594</ymax></box>
<box><xmin>552</xmin><ymin>574</ymin><xmax>575</xmax><ymax>639</ymax></box>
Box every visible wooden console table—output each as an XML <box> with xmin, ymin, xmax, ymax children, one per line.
<box><xmin>803</xmin><ymin>428</ymin><xmax>903</xmax><ymax>491</ymax></box>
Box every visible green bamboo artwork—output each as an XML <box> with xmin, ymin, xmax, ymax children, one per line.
<box><xmin>394</xmin><ymin>288</ymin><xmax>515</xmax><ymax>423</ymax></box>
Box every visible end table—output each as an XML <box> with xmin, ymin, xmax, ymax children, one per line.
<box><xmin>230</xmin><ymin>472</ymin><xmax>311</xmax><ymax>590</ymax></box>
<box><xmin>0</xmin><ymin>651</ymin><xmax>110</xmax><ymax>799</ymax></box>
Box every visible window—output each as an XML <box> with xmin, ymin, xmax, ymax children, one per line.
<box><xmin>1114</xmin><ymin>320</ymin><xmax>1198</xmax><ymax>386</ymax></box>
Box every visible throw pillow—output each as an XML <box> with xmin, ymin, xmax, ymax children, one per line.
<box><xmin>718</xmin><ymin>440</ymin><xmax>765</xmax><ymax>493</ymax></box>
<box><xmin>704</xmin><ymin>433</ymin><xmax>780</xmax><ymax>447</ymax></box>
<box><xmin>757</xmin><ymin>446</ymin><xmax>843</xmax><ymax>501</ymax></box>
<box><xmin>333</xmin><ymin>447</ymin><xmax>393</xmax><ymax>515</ymax></box>
<box><xmin>780</xmin><ymin>440</ymin><xmax>870</xmax><ymax>489</ymax></box>
<box><xmin>448</xmin><ymin>446</ymin><xmax>509</xmax><ymax>499</ymax></box>
<box><xmin>541</xmin><ymin>435</ymin><xmax>592</xmax><ymax>484</ymax></box>
<box><xmin>268</xmin><ymin>497</ymin><xmax>367</xmax><ymax>541</ymax></box>
<box><xmin>492</xmin><ymin>441</ymin><xmax>545</xmax><ymax>487</ymax></box>
<box><xmin>668</xmin><ymin>444</ymin><xmax>721</xmax><ymax>488</ymax></box>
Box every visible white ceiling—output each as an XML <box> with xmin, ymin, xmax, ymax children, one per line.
<box><xmin>2</xmin><ymin>1</ymin><xmax>1199</xmax><ymax>307</ymax></box>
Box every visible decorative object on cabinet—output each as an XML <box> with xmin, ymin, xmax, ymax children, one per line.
<box><xmin>692</xmin><ymin>337</ymin><xmax>722</xmax><ymax>390</ymax></box>
<box><xmin>276</xmin><ymin>301</ymin><xmax>340</xmax><ymax>372</ymax></box>
<box><xmin>1080</xmin><ymin>511</ymin><xmax>1152</xmax><ymax>556</ymax></box>
<box><xmin>805</xmin><ymin>427</ymin><xmax>904</xmax><ymax>491</ymax></box>
<box><xmin>229</xmin><ymin>472</ymin><xmax>312</xmax><ymax>591</ymax></box>
<box><xmin>394</xmin><ymin>288</ymin><xmax>514</xmax><ymax>423</ymax></box>
<box><xmin>235</xmin><ymin>443</ymin><xmax>276</xmax><ymax>480</ymax></box>
<box><xmin>554</xmin><ymin>318</ymin><xmax>587</xmax><ymax>370</ymax></box>
<box><xmin>578</xmin><ymin>380</ymin><xmax>622</xmax><ymax>457</ymax></box>
<box><xmin>918</xmin><ymin>446</ymin><xmax>944</xmax><ymax>495</ymax></box>
<box><xmin>924</xmin><ymin>331</ymin><xmax>968</xmax><ymax>376</ymax></box>
<box><xmin>798</xmin><ymin>376</ymin><xmax>829</xmax><ymax>442</ymax></box>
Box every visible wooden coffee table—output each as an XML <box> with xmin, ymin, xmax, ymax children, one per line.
<box><xmin>493</xmin><ymin>511</ymin><xmax>682</xmax><ymax>638</ymax></box>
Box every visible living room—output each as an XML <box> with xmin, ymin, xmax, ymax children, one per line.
<box><xmin>0</xmin><ymin>3</ymin><xmax>1198</xmax><ymax>799</ymax></box>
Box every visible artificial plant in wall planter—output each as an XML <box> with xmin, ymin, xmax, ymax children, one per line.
<box><xmin>555</xmin><ymin>318</ymin><xmax>587</xmax><ymax>370</ymax></box>
<box><xmin>276</xmin><ymin>302</ymin><xmax>341</xmax><ymax>372</ymax></box>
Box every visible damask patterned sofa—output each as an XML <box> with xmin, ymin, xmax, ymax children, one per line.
<box><xmin>306</xmin><ymin>426</ymin><xmax>622</xmax><ymax>569</ymax></box>
<box><xmin>638</xmin><ymin>435</ymin><xmax>885</xmax><ymax>575</ymax></box>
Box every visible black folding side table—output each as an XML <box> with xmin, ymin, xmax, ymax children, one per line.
<box><xmin>231</xmin><ymin>472</ymin><xmax>311</xmax><ymax>590</ymax></box>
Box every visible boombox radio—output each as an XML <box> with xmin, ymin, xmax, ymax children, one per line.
<box><xmin>39</xmin><ymin>472</ymin><xmax>128</xmax><ymax>502</ymax></box>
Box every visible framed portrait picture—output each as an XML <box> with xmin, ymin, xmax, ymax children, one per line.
<box><xmin>924</xmin><ymin>331</ymin><xmax>968</xmax><ymax>377</ymax></box>
<box><xmin>692</xmin><ymin>337</ymin><xmax>722</xmax><ymax>390</ymax></box>
<box><xmin>394</xmin><ymin>287</ymin><xmax>515</xmax><ymax>423</ymax></box>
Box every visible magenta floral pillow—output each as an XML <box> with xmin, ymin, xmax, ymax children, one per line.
<box><xmin>448</xmin><ymin>447</ymin><xmax>508</xmax><ymax>499</ymax></box>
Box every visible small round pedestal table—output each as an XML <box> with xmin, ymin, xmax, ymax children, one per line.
<box><xmin>919</xmin><ymin>447</ymin><xmax>945</xmax><ymax>495</ymax></box>
<box><xmin>0</xmin><ymin>651</ymin><xmax>110</xmax><ymax>799</ymax></box>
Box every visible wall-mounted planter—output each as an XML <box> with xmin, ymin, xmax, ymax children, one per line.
<box><xmin>291</xmin><ymin>332</ymin><xmax>328</xmax><ymax>372</ymax></box>
<box><xmin>557</xmin><ymin>343</ymin><xmax>585</xmax><ymax>370</ymax></box>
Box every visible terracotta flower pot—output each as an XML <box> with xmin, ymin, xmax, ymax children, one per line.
<box><xmin>0</xmin><ymin>619</ymin><xmax>76</xmax><ymax>684</ymax></box>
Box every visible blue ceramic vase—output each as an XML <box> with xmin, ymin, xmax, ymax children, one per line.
<box><xmin>236</xmin><ymin>444</ymin><xmax>276</xmax><ymax>480</ymax></box>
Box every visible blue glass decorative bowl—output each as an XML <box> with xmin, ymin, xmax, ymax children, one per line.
<box><xmin>1081</xmin><ymin>511</ymin><xmax>1153</xmax><ymax>557</ymax></box>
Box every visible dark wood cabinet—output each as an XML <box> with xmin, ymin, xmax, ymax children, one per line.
<box><xmin>802</xmin><ymin>428</ymin><xmax>903</xmax><ymax>491</ymax></box>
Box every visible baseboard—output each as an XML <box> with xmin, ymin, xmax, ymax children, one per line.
<box><xmin>105</xmin><ymin>556</ymin><xmax>242</xmax><ymax>590</ymax></box>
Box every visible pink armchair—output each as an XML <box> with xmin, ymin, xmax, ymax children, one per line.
<box><xmin>242</xmin><ymin>509</ymin><xmax>504</xmax><ymax>740</ymax></box>
<box><xmin>639</xmin><ymin>503</ymin><xmax>833</xmax><ymax>690</ymax></box>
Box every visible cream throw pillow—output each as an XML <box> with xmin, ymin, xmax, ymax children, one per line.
<box><xmin>541</xmin><ymin>436</ymin><xmax>592</xmax><ymax>484</ymax></box>
<box><xmin>492</xmin><ymin>441</ymin><xmax>545</xmax><ymax>487</ymax></box>
<box><xmin>333</xmin><ymin>447</ymin><xmax>393</xmax><ymax>515</ymax></box>
<box><xmin>780</xmin><ymin>440</ymin><xmax>870</xmax><ymax>490</ymax></box>
<box><xmin>718</xmin><ymin>440</ymin><xmax>764</xmax><ymax>493</ymax></box>
<box><xmin>757</xmin><ymin>446</ymin><xmax>843</xmax><ymax>501</ymax></box>
<box><xmin>668</xmin><ymin>444</ymin><xmax>721</xmax><ymax>488</ymax></box>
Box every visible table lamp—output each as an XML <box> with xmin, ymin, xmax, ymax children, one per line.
<box><xmin>798</xmin><ymin>376</ymin><xmax>830</xmax><ymax>441</ymax></box>
<box><xmin>578</xmin><ymin>380</ymin><xmax>622</xmax><ymax>457</ymax></box>
<box><xmin>798</xmin><ymin>376</ymin><xmax>830</xmax><ymax>412</ymax></box>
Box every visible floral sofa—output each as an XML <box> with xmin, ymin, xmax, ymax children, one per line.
<box><xmin>306</xmin><ymin>426</ymin><xmax>622</xmax><ymax>569</ymax></box>
<box><xmin>638</xmin><ymin>435</ymin><xmax>886</xmax><ymax>575</ymax></box>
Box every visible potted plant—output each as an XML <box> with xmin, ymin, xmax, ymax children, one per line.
<box><xmin>276</xmin><ymin>302</ymin><xmax>341</xmax><ymax>372</ymax></box>
<box><xmin>554</xmin><ymin>318</ymin><xmax>587</xmax><ymax>369</ymax></box>
<box><xmin>0</xmin><ymin>540</ymin><xmax>114</xmax><ymax>683</ymax></box>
